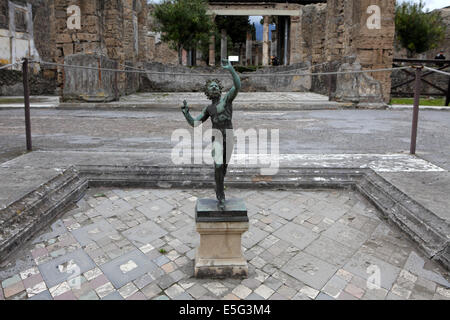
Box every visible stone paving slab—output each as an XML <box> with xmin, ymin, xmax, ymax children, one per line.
<box><xmin>1</xmin><ymin>188</ymin><xmax>448</xmax><ymax>300</ymax></box>
<box><xmin>322</xmin><ymin>223</ymin><xmax>369</xmax><ymax>250</ymax></box>
<box><xmin>273</xmin><ymin>223</ymin><xmax>318</xmax><ymax>250</ymax></box>
<box><xmin>38</xmin><ymin>249</ymin><xmax>96</xmax><ymax>288</ymax></box>
<box><xmin>71</xmin><ymin>219</ymin><xmax>118</xmax><ymax>247</ymax></box>
<box><xmin>99</xmin><ymin>249</ymin><xmax>159</xmax><ymax>289</ymax></box>
<box><xmin>343</xmin><ymin>252</ymin><xmax>402</xmax><ymax>290</ymax></box>
<box><xmin>281</xmin><ymin>251</ymin><xmax>339</xmax><ymax>290</ymax></box>
<box><xmin>122</xmin><ymin>221</ymin><xmax>168</xmax><ymax>247</ymax></box>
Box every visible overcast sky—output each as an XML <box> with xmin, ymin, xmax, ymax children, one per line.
<box><xmin>397</xmin><ymin>0</ymin><xmax>449</xmax><ymax>10</ymax></box>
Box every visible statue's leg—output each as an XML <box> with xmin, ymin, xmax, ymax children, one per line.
<box><xmin>223</xmin><ymin>129</ymin><xmax>234</xmax><ymax>177</ymax></box>
<box><xmin>215</xmin><ymin>164</ymin><xmax>225</xmax><ymax>202</ymax></box>
<box><xmin>212</xmin><ymin>134</ymin><xmax>225</xmax><ymax>208</ymax></box>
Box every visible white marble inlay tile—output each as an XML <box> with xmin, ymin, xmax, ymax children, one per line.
<box><xmin>120</xmin><ymin>260</ymin><xmax>138</xmax><ymax>274</ymax></box>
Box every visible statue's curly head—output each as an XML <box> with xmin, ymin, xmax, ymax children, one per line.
<box><xmin>204</xmin><ymin>79</ymin><xmax>223</xmax><ymax>101</ymax></box>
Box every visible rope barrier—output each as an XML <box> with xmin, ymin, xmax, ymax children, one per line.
<box><xmin>119</xmin><ymin>62</ymin><xmax>312</xmax><ymax>74</ymax></box>
<box><xmin>33</xmin><ymin>60</ymin><xmax>314</xmax><ymax>76</ymax></box>
<box><xmin>0</xmin><ymin>62</ymin><xmax>19</xmax><ymax>70</ymax></box>
<box><xmin>31</xmin><ymin>59</ymin><xmax>410</xmax><ymax>78</ymax></box>
<box><xmin>423</xmin><ymin>66</ymin><xmax>450</xmax><ymax>77</ymax></box>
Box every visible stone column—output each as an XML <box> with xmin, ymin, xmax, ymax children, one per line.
<box><xmin>271</xmin><ymin>31</ymin><xmax>277</xmax><ymax>60</ymax></box>
<box><xmin>245</xmin><ymin>31</ymin><xmax>252</xmax><ymax>66</ymax></box>
<box><xmin>196</xmin><ymin>45</ymin><xmax>205</xmax><ymax>66</ymax></box>
<box><xmin>209</xmin><ymin>34</ymin><xmax>215</xmax><ymax>66</ymax></box>
<box><xmin>209</xmin><ymin>15</ymin><xmax>216</xmax><ymax>66</ymax></box>
<box><xmin>220</xmin><ymin>29</ymin><xmax>227</xmax><ymax>61</ymax></box>
<box><xmin>254</xmin><ymin>44</ymin><xmax>259</xmax><ymax>66</ymax></box>
<box><xmin>284</xmin><ymin>16</ymin><xmax>289</xmax><ymax>65</ymax></box>
<box><xmin>262</xmin><ymin>15</ymin><xmax>270</xmax><ymax>66</ymax></box>
<box><xmin>181</xmin><ymin>48</ymin><xmax>188</xmax><ymax>66</ymax></box>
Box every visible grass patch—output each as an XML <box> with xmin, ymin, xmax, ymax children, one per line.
<box><xmin>0</xmin><ymin>98</ymin><xmax>24</xmax><ymax>104</ymax></box>
<box><xmin>234</xmin><ymin>65</ymin><xmax>262</xmax><ymax>73</ymax></box>
<box><xmin>390</xmin><ymin>97</ymin><xmax>447</xmax><ymax>106</ymax></box>
<box><xmin>93</xmin><ymin>193</ymin><xmax>107</xmax><ymax>198</ymax></box>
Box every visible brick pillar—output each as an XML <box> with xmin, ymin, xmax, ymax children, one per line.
<box><xmin>262</xmin><ymin>15</ymin><xmax>270</xmax><ymax>66</ymax></box>
<box><xmin>181</xmin><ymin>48</ymin><xmax>188</xmax><ymax>66</ymax></box>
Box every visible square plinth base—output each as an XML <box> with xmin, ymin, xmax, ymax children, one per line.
<box><xmin>194</xmin><ymin>256</ymin><xmax>249</xmax><ymax>278</ymax></box>
<box><xmin>195</xmin><ymin>198</ymin><xmax>248</xmax><ymax>222</ymax></box>
<box><xmin>194</xmin><ymin>199</ymin><xmax>249</xmax><ymax>279</ymax></box>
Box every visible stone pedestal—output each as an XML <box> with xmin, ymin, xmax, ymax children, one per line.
<box><xmin>194</xmin><ymin>198</ymin><xmax>249</xmax><ymax>278</ymax></box>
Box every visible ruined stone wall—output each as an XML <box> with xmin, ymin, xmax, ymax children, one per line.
<box><xmin>103</xmin><ymin>0</ymin><xmax>125</xmax><ymax>93</ymax></box>
<box><xmin>137</xmin><ymin>0</ymin><xmax>149</xmax><ymax>62</ymax></box>
<box><xmin>63</xmin><ymin>54</ymin><xmax>118</xmax><ymax>102</ymax></box>
<box><xmin>322</xmin><ymin>0</ymin><xmax>395</xmax><ymax>102</ymax></box>
<box><xmin>140</xmin><ymin>61</ymin><xmax>310</xmax><ymax>92</ymax></box>
<box><xmin>103</xmin><ymin>1</ymin><xmax>124</xmax><ymax>62</ymax></box>
<box><xmin>324</xmin><ymin>0</ymin><xmax>345</xmax><ymax>61</ymax></box>
<box><xmin>54</xmin><ymin>0</ymin><xmax>105</xmax><ymax>61</ymax></box>
<box><xmin>147</xmin><ymin>35</ymin><xmax>179</xmax><ymax>65</ymax></box>
<box><xmin>289</xmin><ymin>3</ymin><xmax>327</xmax><ymax>65</ymax></box>
<box><xmin>295</xmin><ymin>3</ymin><xmax>326</xmax><ymax>65</ymax></box>
<box><xmin>122</xmin><ymin>0</ymin><xmax>135</xmax><ymax>63</ymax></box>
<box><xmin>53</xmin><ymin>0</ymin><xmax>104</xmax><ymax>92</ymax></box>
<box><xmin>33</xmin><ymin>0</ymin><xmax>56</xmax><ymax>64</ymax></box>
<box><xmin>352</xmin><ymin>0</ymin><xmax>395</xmax><ymax>103</ymax></box>
<box><xmin>289</xmin><ymin>15</ymin><xmax>301</xmax><ymax>64</ymax></box>
<box><xmin>146</xmin><ymin>4</ymin><xmax>179</xmax><ymax>65</ymax></box>
<box><xmin>51</xmin><ymin>0</ymin><xmax>148</xmax><ymax>99</ymax></box>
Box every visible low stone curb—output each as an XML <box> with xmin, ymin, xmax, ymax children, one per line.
<box><xmin>56</xmin><ymin>102</ymin><xmax>343</xmax><ymax>111</ymax></box>
<box><xmin>1</xmin><ymin>165</ymin><xmax>448</xmax><ymax>270</ymax></box>
<box><xmin>389</xmin><ymin>105</ymin><xmax>450</xmax><ymax>111</ymax></box>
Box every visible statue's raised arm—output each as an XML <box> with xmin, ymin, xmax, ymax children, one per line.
<box><xmin>220</xmin><ymin>59</ymin><xmax>241</xmax><ymax>108</ymax></box>
<box><xmin>181</xmin><ymin>100</ymin><xmax>209</xmax><ymax>127</ymax></box>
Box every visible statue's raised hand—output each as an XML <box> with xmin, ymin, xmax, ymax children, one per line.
<box><xmin>181</xmin><ymin>100</ymin><xmax>189</xmax><ymax>113</ymax></box>
<box><xmin>221</xmin><ymin>59</ymin><xmax>232</xmax><ymax>70</ymax></box>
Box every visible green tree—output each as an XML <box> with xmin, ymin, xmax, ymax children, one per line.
<box><xmin>215</xmin><ymin>16</ymin><xmax>252</xmax><ymax>44</ymax></box>
<box><xmin>152</xmin><ymin>0</ymin><xmax>214</xmax><ymax>64</ymax></box>
<box><xmin>395</xmin><ymin>0</ymin><xmax>445</xmax><ymax>57</ymax></box>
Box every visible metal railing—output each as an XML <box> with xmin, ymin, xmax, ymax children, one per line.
<box><xmin>392</xmin><ymin>58</ymin><xmax>450</xmax><ymax>106</ymax></box>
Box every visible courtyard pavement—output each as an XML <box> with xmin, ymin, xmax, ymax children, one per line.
<box><xmin>0</xmin><ymin>105</ymin><xmax>449</xmax><ymax>300</ymax></box>
<box><xmin>1</xmin><ymin>187</ymin><xmax>449</xmax><ymax>300</ymax></box>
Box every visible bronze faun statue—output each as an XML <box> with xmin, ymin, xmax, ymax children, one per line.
<box><xmin>181</xmin><ymin>59</ymin><xmax>241</xmax><ymax>210</ymax></box>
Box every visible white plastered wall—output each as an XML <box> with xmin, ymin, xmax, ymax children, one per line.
<box><xmin>0</xmin><ymin>1</ymin><xmax>40</xmax><ymax>71</ymax></box>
